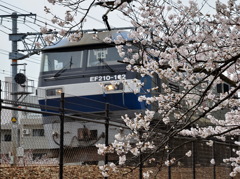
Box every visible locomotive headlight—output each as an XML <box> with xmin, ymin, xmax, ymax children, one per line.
<box><xmin>46</xmin><ymin>88</ymin><xmax>63</xmax><ymax>96</ymax></box>
<box><xmin>103</xmin><ymin>83</ymin><xmax>123</xmax><ymax>92</ymax></box>
<box><xmin>105</xmin><ymin>84</ymin><xmax>115</xmax><ymax>91</ymax></box>
<box><xmin>56</xmin><ymin>88</ymin><xmax>63</xmax><ymax>94</ymax></box>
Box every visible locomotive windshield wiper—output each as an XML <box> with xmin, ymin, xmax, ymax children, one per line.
<box><xmin>53</xmin><ymin>57</ymin><xmax>73</xmax><ymax>78</ymax></box>
<box><xmin>98</xmin><ymin>58</ymin><xmax>114</xmax><ymax>72</ymax></box>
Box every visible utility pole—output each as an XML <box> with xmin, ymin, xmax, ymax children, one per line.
<box><xmin>0</xmin><ymin>80</ymin><xmax>2</xmax><ymax>165</ymax></box>
<box><xmin>0</xmin><ymin>12</ymin><xmax>36</xmax><ymax>165</ymax></box>
<box><xmin>11</xmin><ymin>12</ymin><xmax>19</xmax><ymax>166</ymax></box>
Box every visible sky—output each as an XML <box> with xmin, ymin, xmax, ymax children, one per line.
<box><xmin>0</xmin><ymin>0</ymin><xmax>228</xmax><ymax>86</ymax></box>
<box><xmin>0</xmin><ymin>0</ymin><xmax>130</xmax><ymax>85</ymax></box>
<box><xmin>0</xmin><ymin>0</ymin><xmax>48</xmax><ymax>83</ymax></box>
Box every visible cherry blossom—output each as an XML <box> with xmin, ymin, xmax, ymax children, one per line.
<box><xmin>210</xmin><ymin>159</ymin><xmax>216</xmax><ymax>165</ymax></box>
<box><xmin>45</xmin><ymin>0</ymin><xmax>240</xmax><ymax>177</ymax></box>
<box><xmin>40</xmin><ymin>26</ymin><xmax>48</xmax><ymax>34</ymax></box>
<box><xmin>119</xmin><ymin>155</ymin><xmax>126</xmax><ymax>165</ymax></box>
<box><xmin>35</xmin><ymin>42</ymin><xmax>42</xmax><ymax>48</ymax></box>
<box><xmin>143</xmin><ymin>170</ymin><xmax>153</xmax><ymax>179</ymax></box>
<box><xmin>185</xmin><ymin>150</ymin><xmax>192</xmax><ymax>157</ymax></box>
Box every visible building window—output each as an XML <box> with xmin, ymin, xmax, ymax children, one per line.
<box><xmin>32</xmin><ymin>129</ymin><xmax>44</xmax><ymax>136</ymax></box>
<box><xmin>4</xmin><ymin>134</ymin><xmax>11</xmax><ymax>141</ymax></box>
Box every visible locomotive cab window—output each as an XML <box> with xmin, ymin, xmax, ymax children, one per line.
<box><xmin>87</xmin><ymin>47</ymin><xmax>121</xmax><ymax>67</ymax></box>
<box><xmin>41</xmin><ymin>51</ymin><xmax>83</xmax><ymax>72</ymax></box>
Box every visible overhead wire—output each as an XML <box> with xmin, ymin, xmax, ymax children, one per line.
<box><xmin>0</xmin><ymin>68</ymin><xmax>11</xmax><ymax>76</ymax></box>
<box><xmin>0</xmin><ymin>49</ymin><xmax>40</xmax><ymax>81</ymax></box>
<box><xmin>0</xmin><ymin>2</ymin><xmax>58</xmax><ymax>33</ymax></box>
<box><xmin>0</xmin><ymin>0</ymin><xmax>63</xmax><ymax>30</ymax></box>
<box><xmin>76</xmin><ymin>9</ymin><xmax>105</xmax><ymax>26</ymax></box>
<box><xmin>0</xmin><ymin>29</ymin><xmax>8</xmax><ymax>34</ymax></box>
<box><xmin>0</xmin><ymin>2</ymin><xmax>57</xmax><ymax>84</ymax></box>
<box><xmin>0</xmin><ymin>50</ymin><xmax>9</xmax><ymax>56</ymax></box>
<box><xmin>25</xmin><ymin>59</ymin><xmax>40</xmax><ymax>65</ymax></box>
<box><xmin>0</xmin><ymin>48</ymin><xmax>40</xmax><ymax>64</ymax></box>
<box><xmin>0</xmin><ymin>17</ymin><xmax>11</xmax><ymax>23</ymax></box>
<box><xmin>17</xmin><ymin>19</ymin><xmax>45</xmax><ymax>30</ymax></box>
<box><xmin>0</xmin><ymin>0</ymin><xmax>106</xmax><ymax>31</ymax></box>
<box><xmin>0</xmin><ymin>1</ymin><xmax>128</xmax><ymax>85</ymax></box>
<box><xmin>18</xmin><ymin>20</ymin><xmax>39</xmax><ymax>32</ymax></box>
<box><xmin>0</xmin><ymin>4</ymin><xmax>16</xmax><ymax>12</ymax></box>
<box><xmin>0</xmin><ymin>1</ymin><xmax>139</xmax><ymax>126</ymax></box>
<box><xmin>0</xmin><ymin>7</ymin><xmax>11</xmax><ymax>14</ymax></box>
<box><xmin>0</xmin><ymin>23</ymin><xmax>12</xmax><ymax>31</ymax></box>
<box><xmin>0</xmin><ymin>31</ymin><xmax>41</xmax><ymax>61</ymax></box>
<box><xmin>0</xmin><ymin>4</ymin><xmax>43</xmax><ymax>79</ymax></box>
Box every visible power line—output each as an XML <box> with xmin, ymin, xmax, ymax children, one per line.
<box><xmin>0</xmin><ymin>0</ymin><xmax>62</xmax><ymax>30</ymax></box>
<box><xmin>0</xmin><ymin>10</ymin><xmax>39</xmax><ymax>33</ymax></box>
<box><xmin>0</xmin><ymin>17</ymin><xmax>11</xmax><ymax>23</ymax></box>
<box><xmin>0</xmin><ymin>69</ymin><xmax>39</xmax><ymax>82</ymax></box>
<box><xmin>0</xmin><ymin>70</ymin><xmax>39</xmax><ymax>83</ymax></box>
<box><xmin>0</xmin><ymin>51</ymin><xmax>8</xmax><ymax>56</ymax></box>
<box><xmin>0</xmin><ymin>0</ymin><xmax>105</xmax><ymax>30</ymax></box>
<box><xmin>0</xmin><ymin>7</ymin><xmax>11</xmax><ymax>14</ymax></box>
<box><xmin>0</xmin><ymin>23</ymin><xmax>12</xmax><ymax>31</ymax></box>
<box><xmin>0</xmin><ymin>29</ymin><xmax>8</xmax><ymax>34</ymax></box>
<box><xmin>0</xmin><ymin>0</ymin><xmax>57</xmax><ymax>29</ymax></box>
<box><xmin>0</xmin><ymin>49</ymin><xmax>40</xmax><ymax>65</ymax></box>
<box><xmin>18</xmin><ymin>19</ymin><xmax>42</xmax><ymax>28</ymax></box>
<box><xmin>0</xmin><ymin>13</ymin><xmax>40</xmax><ymax>34</ymax></box>
<box><xmin>0</xmin><ymin>49</ymin><xmax>10</xmax><ymax>53</ymax></box>
<box><xmin>20</xmin><ymin>21</ymin><xmax>39</xmax><ymax>32</ymax></box>
<box><xmin>0</xmin><ymin>4</ymin><xmax>15</xmax><ymax>12</ymax></box>
<box><xmin>0</xmin><ymin>68</ymin><xmax>11</xmax><ymax>74</ymax></box>
<box><xmin>0</xmin><ymin>0</ymin><xmax>50</xmax><ymax>22</ymax></box>
<box><xmin>25</xmin><ymin>59</ymin><xmax>40</xmax><ymax>65</ymax></box>
<box><xmin>76</xmin><ymin>9</ymin><xmax>105</xmax><ymax>26</ymax></box>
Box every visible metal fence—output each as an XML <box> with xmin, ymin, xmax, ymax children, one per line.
<box><xmin>0</xmin><ymin>80</ymin><xmax>127</xmax><ymax>178</ymax></box>
<box><xmin>0</xmin><ymin>80</ymin><xmax>237</xmax><ymax>179</ymax></box>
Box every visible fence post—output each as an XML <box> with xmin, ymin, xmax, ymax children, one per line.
<box><xmin>139</xmin><ymin>150</ymin><xmax>143</xmax><ymax>179</ymax></box>
<box><xmin>0</xmin><ymin>80</ymin><xmax>1</xmax><ymax>111</ymax></box>
<box><xmin>212</xmin><ymin>141</ymin><xmax>216</xmax><ymax>179</ymax></box>
<box><xmin>0</xmin><ymin>80</ymin><xmax>2</xmax><ymax>165</ymax></box>
<box><xmin>139</xmin><ymin>130</ymin><xmax>143</xmax><ymax>179</ymax></box>
<box><xmin>192</xmin><ymin>141</ymin><xmax>196</xmax><ymax>179</ymax></box>
<box><xmin>59</xmin><ymin>93</ymin><xmax>65</xmax><ymax>179</ymax></box>
<box><xmin>104</xmin><ymin>103</ymin><xmax>109</xmax><ymax>179</ymax></box>
<box><xmin>168</xmin><ymin>140</ymin><xmax>171</xmax><ymax>179</ymax></box>
<box><xmin>230</xmin><ymin>143</ymin><xmax>233</xmax><ymax>179</ymax></box>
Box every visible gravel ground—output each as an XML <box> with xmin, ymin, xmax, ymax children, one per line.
<box><xmin>0</xmin><ymin>165</ymin><xmax>237</xmax><ymax>179</ymax></box>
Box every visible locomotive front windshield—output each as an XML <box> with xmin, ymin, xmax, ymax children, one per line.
<box><xmin>40</xmin><ymin>47</ymin><xmax>122</xmax><ymax>73</ymax></box>
<box><xmin>87</xmin><ymin>48</ymin><xmax>121</xmax><ymax>67</ymax></box>
<box><xmin>41</xmin><ymin>51</ymin><xmax>83</xmax><ymax>72</ymax></box>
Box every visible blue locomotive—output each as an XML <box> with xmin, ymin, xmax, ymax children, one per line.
<box><xmin>37</xmin><ymin>29</ymin><xmax>153</xmax><ymax>115</ymax></box>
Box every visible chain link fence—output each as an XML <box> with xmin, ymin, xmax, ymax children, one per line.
<box><xmin>0</xmin><ymin>80</ymin><xmax>238</xmax><ymax>178</ymax></box>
